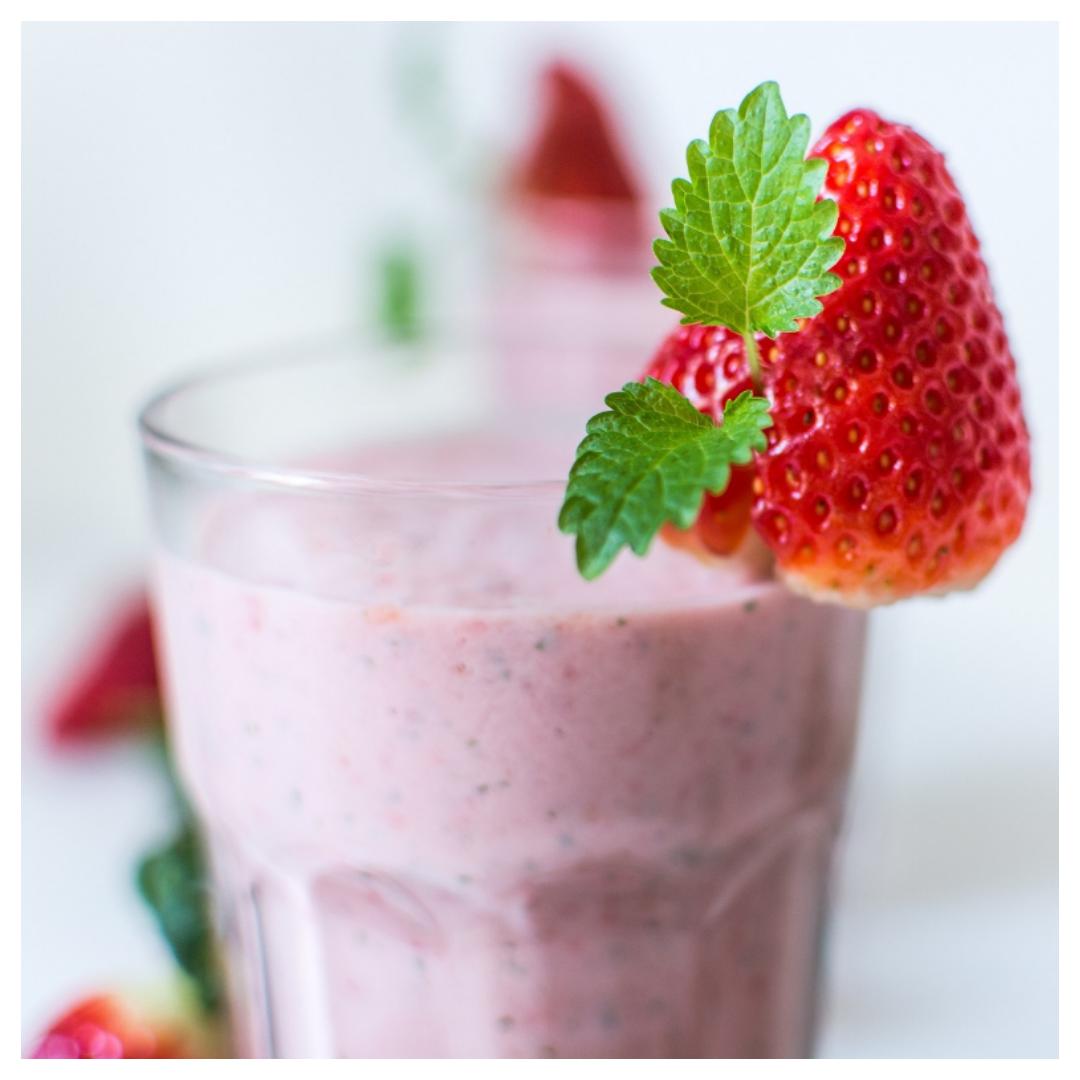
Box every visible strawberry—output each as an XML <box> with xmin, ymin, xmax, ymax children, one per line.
<box><xmin>753</xmin><ymin>109</ymin><xmax>1030</xmax><ymax>604</ymax></box>
<box><xmin>508</xmin><ymin>61</ymin><xmax>647</xmax><ymax>269</ymax></box>
<box><xmin>643</xmin><ymin>324</ymin><xmax>760</xmax><ymax>556</ymax></box>
<box><xmin>29</xmin><ymin>991</ymin><xmax>215</xmax><ymax>1058</ymax></box>
<box><xmin>645</xmin><ymin>110</ymin><xmax>1030</xmax><ymax>605</ymax></box>
<box><xmin>563</xmin><ymin>84</ymin><xmax>1029</xmax><ymax>602</ymax></box>
<box><xmin>46</xmin><ymin>592</ymin><xmax>163</xmax><ymax>744</ymax></box>
<box><xmin>515</xmin><ymin>60</ymin><xmax>641</xmax><ymax>205</ymax></box>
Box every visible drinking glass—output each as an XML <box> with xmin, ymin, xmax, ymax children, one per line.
<box><xmin>139</xmin><ymin>336</ymin><xmax>866</xmax><ymax>1058</ymax></box>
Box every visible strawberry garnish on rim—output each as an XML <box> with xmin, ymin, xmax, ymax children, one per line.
<box><xmin>559</xmin><ymin>83</ymin><xmax>1030</xmax><ymax>608</ymax></box>
<box><xmin>751</xmin><ymin>109</ymin><xmax>1030</xmax><ymax>603</ymax></box>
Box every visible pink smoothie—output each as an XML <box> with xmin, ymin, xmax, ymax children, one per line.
<box><xmin>152</xmin><ymin>433</ymin><xmax>866</xmax><ymax>1058</ymax></box>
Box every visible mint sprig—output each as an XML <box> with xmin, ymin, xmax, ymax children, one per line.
<box><xmin>137</xmin><ymin>818</ymin><xmax>222</xmax><ymax>1014</ymax></box>
<box><xmin>559</xmin><ymin>82</ymin><xmax>840</xmax><ymax>580</ymax></box>
<box><xmin>653</xmin><ymin>81</ymin><xmax>843</xmax><ymax>358</ymax></box>
<box><xmin>137</xmin><ymin>734</ymin><xmax>223</xmax><ymax>1015</ymax></box>
<box><xmin>559</xmin><ymin>381</ymin><xmax>772</xmax><ymax>579</ymax></box>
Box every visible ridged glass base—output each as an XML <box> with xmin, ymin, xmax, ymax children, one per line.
<box><xmin>209</xmin><ymin>804</ymin><xmax>839</xmax><ymax>1058</ymax></box>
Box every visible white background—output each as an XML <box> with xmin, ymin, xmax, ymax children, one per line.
<box><xmin>22</xmin><ymin>22</ymin><xmax>1058</xmax><ymax>1056</ymax></box>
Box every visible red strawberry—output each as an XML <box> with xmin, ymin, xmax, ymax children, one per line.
<box><xmin>754</xmin><ymin>110</ymin><xmax>1030</xmax><ymax>604</ymax></box>
<box><xmin>508</xmin><ymin>61</ymin><xmax>647</xmax><ymax>269</ymax></box>
<box><xmin>515</xmin><ymin>60</ymin><xmax>641</xmax><ymax>204</ymax></box>
<box><xmin>47</xmin><ymin>592</ymin><xmax>162</xmax><ymax>744</ymax></box>
<box><xmin>29</xmin><ymin>992</ymin><xmax>205</xmax><ymax>1058</ymax></box>
<box><xmin>647</xmin><ymin>110</ymin><xmax>1030</xmax><ymax>605</ymax></box>
<box><xmin>644</xmin><ymin>324</ymin><xmax>760</xmax><ymax>556</ymax></box>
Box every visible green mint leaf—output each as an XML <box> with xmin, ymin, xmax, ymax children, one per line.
<box><xmin>652</xmin><ymin>81</ymin><xmax>843</xmax><ymax>337</ymax></box>
<box><xmin>558</xmin><ymin>380</ymin><xmax>772</xmax><ymax>579</ymax></box>
<box><xmin>137</xmin><ymin>819</ymin><xmax>223</xmax><ymax>1014</ymax></box>
<box><xmin>376</xmin><ymin>239</ymin><xmax>424</xmax><ymax>343</ymax></box>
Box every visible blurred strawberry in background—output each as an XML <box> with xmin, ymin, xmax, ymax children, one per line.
<box><xmin>504</xmin><ymin>59</ymin><xmax>649</xmax><ymax>272</ymax></box>
<box><xmin>46</xmin><ymin>591</ymin><xmax>162</xmax><ymax>745</ymax></box>
<box><xmin>495</xmin><ymin>56</ymin><xmax>670</xmax><ymax>406</ymax></box>
<box><xmin>514</xmin><ymin>60</ymin><xmax>641</xmax><ymax>205</ymax></box>
<box><xmin>30</xmin><ymin>988</ymin><xmax>224</xmax><ymax>1059</ymax></box>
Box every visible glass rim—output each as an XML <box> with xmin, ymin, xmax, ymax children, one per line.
<box><xmin>137</xmin><ymin>332</ymin><xmax>573</xmax><ymax>501</ymax></box>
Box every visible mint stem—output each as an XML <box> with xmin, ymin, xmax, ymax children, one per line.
<box><xmin>742</xmin><ymin>331</ymin><xmax>763</xmax><ymax>392</ymax></box>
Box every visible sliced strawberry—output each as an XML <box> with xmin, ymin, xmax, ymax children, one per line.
<box><xmin>644</xmin><ymin>324</ymin><xmax>762</xmax><ymax>556</ymax></box>
<box><xmin>30</xmin><ymin>993</ymin><xmax>195</xmax><ymax>1058</ymax></box>
<box><xmin>47</xmin><ymin>592</ymin><xmax>162</xmax><ymax>744</ymax></box>
<box><xmin>753</xmin><ymin>109</ymin><xmax>1030</xmax><ymax>604</ymax></box>
<box><xmin>515</xmin><ymin>60</ymin><xmax>641</xmax><ymax>204</ymax></box>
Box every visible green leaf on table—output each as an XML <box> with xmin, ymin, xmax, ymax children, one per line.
<box><xmin>652</xmin><ymin>80</ymin><xmax>843</xmax><ymax>337</ymax></box>
<box><xmin>137</xmin><ymin>820</ymin><xmax>223</xmax><ymax>1015</ymax></box>
<box><xmin>558</xmin><ymin>379</ymin><xmax>772</xmax><ymax>579</ymax></box>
